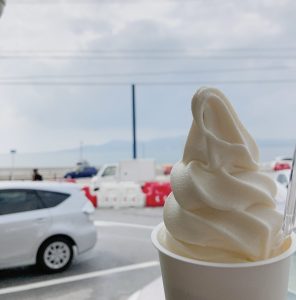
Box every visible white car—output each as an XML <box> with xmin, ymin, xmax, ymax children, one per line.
<box><xmin>0</xmin><ymin>181</ymin><xmax>97</xmax><ymax>273</ymax></box>
<box><xmin>267</xmin><ymin>169</ymin><xmax>291</xmax><ymax>188</ymax></box>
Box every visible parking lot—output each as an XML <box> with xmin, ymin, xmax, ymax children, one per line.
<box><xmin>1</xmin><ymin>206</ymin><xmax>296</xmax><ymax>300</ymax></box>
<box><xmin>0</xmin><ymin>208</ymin><xmax>163</xmax><ymax>300</ymax></box>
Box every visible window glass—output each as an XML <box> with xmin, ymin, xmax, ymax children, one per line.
<box><xmin>37</xmin><ymin>190</ymin><xmax>69</xmax><ymax>208</ymax></box>
<box><xmin>0</xmin><ymin>190</ymin><xmax>43</xmax><ymax>215</ymax></box>
<box><xmin>102</xmin><ymin>166</ymin><xmax>116</xmax><ymax>177</ymax></box>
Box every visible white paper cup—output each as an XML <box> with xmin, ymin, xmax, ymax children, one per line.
<box><xmin>152</xmin><ymin>223</ymin><xmax>296</xmax><ymax>300</ymax></box>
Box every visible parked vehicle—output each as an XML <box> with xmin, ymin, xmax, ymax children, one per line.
<box><xmin>64</xmin><ymin>160</ymin><xmax>98</xmax><ymax>179</ymax></box>
<box><xmin>268</xmin><ymin>169</ymin><xmax>291</xmax><ymax>188</ymax></box>
<box><xmin>260</xmin><ymin>156</ymin><xmax>292</xmax><ymax>172</ymax></box>
<box><xmin>263</xmin><ymin>169</ymin><xmax>290</xmax><ymax>213</ymax></box>
<box><xmin>91</xmin><ymin>159</ymin><xmax>156</xmax><ymax>189</ymax></box>
<box><xmin>0</xmin><ymin>181</ymin><xmax>97</xmax><ymax>273</ymax></box>
<box><xmin>274</xmin><ymin>181</ymin><xmax>288</xmax><ymax>213</ymax></box>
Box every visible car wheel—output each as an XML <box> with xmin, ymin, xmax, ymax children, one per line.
<box><xmin>37</xmin><ymin>237</ymin><xmax>73</xmax><ymax>273</ymax></box>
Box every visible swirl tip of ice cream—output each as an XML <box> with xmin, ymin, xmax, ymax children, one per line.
<box><xmin>160</xmin><ymin>86</ymin><xmax>287</xmax><ymax>263</ymax></box>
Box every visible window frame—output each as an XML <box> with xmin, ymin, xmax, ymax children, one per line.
<box><xmin>0</xmin><ymin>188</ymin><xmax>70</xmax><ymax>215</ymax></box>
<box><xmin>35</xmin><ymin>189</ymin><xmax>70</xmax><ymax>208</ymax></box>
<box><xmin>102</xmin><ymin>166</ymin><xmax>116</xmax><ymax>177</ymax></box>
<box><xmin>0</xmin><ymin>189</ymin><xmax>46</xmax><ymax>216</ymax></box>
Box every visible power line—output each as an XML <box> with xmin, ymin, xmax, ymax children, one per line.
<box><xmin>2</xmin><ymin>54</ymin><xmax>296</xmax><ymax>60</ymax></box>
<box><xmin>0</xmin><ymin>65</ymin><xmax>295</xmax><ymax>80</ymax></box>
<box><xmin>1</xmin><ymin>79</ymin><xmax>296</xmax><ymax>86</ymax></box>
<box><xmin>0</xmin><ymin>81</ymin><xmax>127</xmax><ymax>86</ymax></box>
<box><xmin>138</xmin><ymin>79</ymin><xmax>296</xmax><ymax>85</ymax></box>
<box><xmin>1</xmin><ymin>48</ymin><xmax>296</xmax><ymax>53</ymax></box>
<box><xmin>9</xmin><ymin>0</ymin><xmax>222</xmax><ymax>4</ymax></box>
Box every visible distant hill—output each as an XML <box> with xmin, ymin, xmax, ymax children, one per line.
<box><xmin>0</xmin><ymin>136</ymin><xmax>294</xmax><ymax>168</ymax></box>
<box><xmin>0</xmin><ymin>136</ymin><xmax>187</xmax><ymax>168</ymax></box>
<box><xmin>53</xmin><ymin>136</ymin><xmax>187</xmax><ymax>165</ymax></box>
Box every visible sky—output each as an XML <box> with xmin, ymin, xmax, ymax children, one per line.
<box><xmin>0</xmin><ymin>0</ymin><xmax>296</xmax><ymax>155</ymax></box>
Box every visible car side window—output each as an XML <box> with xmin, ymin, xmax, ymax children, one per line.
<box><xmin>102</xmin><ymin>166</ymin><xmax>116</xmax><ymax>177</ymax></box>
<box><xmin>37</xmin><ymin>191</ymin><xmax>70</xmax><ymax>208</ymax></box>
<box><xmin>0</xmin><ymin>190</ymin><xmax>43</xmax><ymax>215</ymax></box>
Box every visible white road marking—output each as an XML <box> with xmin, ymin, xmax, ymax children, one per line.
<box><xmin>0</xmin><ymin>261</ymin><xmax>160</xmax><ymax>295</ymax></box>
<box><xmin>128</xmin><ymin>290</ymin><xmax>141</xmax><ymax>300</ymax></box>
<box><xmin>94</xmin><ymin>221</ymin><xmax>155</xmax><ymax>230</ymax></box>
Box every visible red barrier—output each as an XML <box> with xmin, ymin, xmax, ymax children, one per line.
<box><xmin>64</xmin><ymin>178</ymin><xmax>76</xmax><ymax>183</ymax></box>
<box><xmin>142</xmin><ymin>182</ymin><xmax>171</xmax><ymax>207</ymax></box>
<box><xmin>82</xmin><ymin>186</ymin><xmax>97</xmax><ymax>208</ymax></box>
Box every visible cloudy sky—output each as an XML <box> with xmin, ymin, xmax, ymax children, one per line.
<box><xmin>0</xmin><ymin>0</ymin><xmax>296</xmax><ymax>155</ymax></box>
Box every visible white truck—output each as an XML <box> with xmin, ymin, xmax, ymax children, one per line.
<box><xmin>89</xmin><ymin>159</ymin><xmax>159</xmax><ymax>208</ymax></box>
<box><xmin>90</xmin><ymin>159</ymin><xmax>156</xmax><ymax>190</ymax></box>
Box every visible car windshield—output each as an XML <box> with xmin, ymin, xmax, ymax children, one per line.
<box><xmin>102</xmin><ymin>166</ymin><xmax>116</xmax><ymax>177</ymax></box>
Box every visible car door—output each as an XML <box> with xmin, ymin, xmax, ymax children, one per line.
<box><xmin>0</xmin><ymin>189</ymin><xmax>51</xmax><ymax>269</ymax></box>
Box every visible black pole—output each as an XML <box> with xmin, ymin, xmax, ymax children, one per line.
<box><xmin>132</xmin><ymin>84</ymin><xmax>137</xmax><ymax>159</ymax></box>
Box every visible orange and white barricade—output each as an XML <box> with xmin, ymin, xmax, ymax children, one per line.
<box><xmin>97</xmin><ymin>182</ymin><xmax>121</xmax><ymax>208</ymax></box>
<box><xmin>120</xmin><ymin>182</ymin><xmax>145</xmax><ymax>207</ymax></box>
<box><xmin>97</xmin><ymin>182</ymin><xmax>145</xmax><ymax>208</ymax></box>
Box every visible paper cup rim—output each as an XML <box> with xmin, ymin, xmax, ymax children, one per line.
<box><xmin>151</xmin><ymin>222</ymin><xmax>296</xmax><ymax>268</ymax></box>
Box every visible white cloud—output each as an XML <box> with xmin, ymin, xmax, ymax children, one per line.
<box><xmin>0</xmin><ymin>0</ymin><xmax>295</xmax><ymax>155</ymax></box>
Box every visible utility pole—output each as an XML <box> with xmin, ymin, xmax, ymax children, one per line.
<box><xmin>132</xmin><ymin>84</ymin><xmax>137</xmax><ymax>159</ymax></box>
<box><xmin>79</xmin><ymin>141</ymin><xmax>84</xmax><ymax>162</ymax></box>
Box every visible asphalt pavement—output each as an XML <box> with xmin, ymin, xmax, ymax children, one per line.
<box><xmin>0</xmin><ymin>208</ymin><xmax>163</xmax><ymax>300</ymax></box>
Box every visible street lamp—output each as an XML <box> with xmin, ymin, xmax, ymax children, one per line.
<box><xmin>10</xmin><ymin>149</ymin><xmax>16</xmax><ymax>180</ymax></box>
<box><xmin>79</xmin><ymin>141</ymin><xmax>84</xmax><ymax>162</ymax></box>
<box><xmin>132</xmin><ymin>84</ymin><xmax>137</xmax><ymax>159</ymax></box>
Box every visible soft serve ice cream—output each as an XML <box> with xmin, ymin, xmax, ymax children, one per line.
<box><xmin>159</xmin><ymin>87</ymin><xmax>289</xmax><ymax>263</ymax></box>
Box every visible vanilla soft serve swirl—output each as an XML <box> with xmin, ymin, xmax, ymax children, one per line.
<box><xmin>160</xmin><ymin>87</ymin><xmax>286</xmax><ymax>263</ymax></box>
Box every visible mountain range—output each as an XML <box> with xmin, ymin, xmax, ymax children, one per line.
<box><xmin>0</xmin><ymin>136</ymin><xmax>294</xmax><ymax>168</ymax></box>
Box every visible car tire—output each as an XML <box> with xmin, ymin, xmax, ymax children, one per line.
<box><xmin>37</xmin><ymin>237</ymin><xmax>74</xmax><ymax>273</ymax></box>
